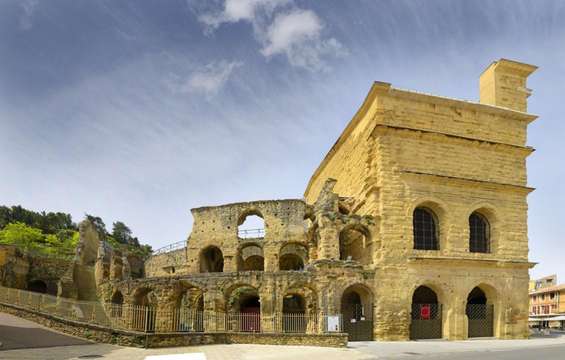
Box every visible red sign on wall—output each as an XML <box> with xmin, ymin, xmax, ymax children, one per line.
<box><xmin>420</xmin><ymin>304</ymin><xmax>431</xmax><ymax>320</ymax></box>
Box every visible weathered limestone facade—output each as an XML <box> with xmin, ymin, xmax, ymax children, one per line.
<box><xmin>100</xmin><ymin>58</ymin><xmax>537</xmax><ymax>342</ymax></box>
<box><xmin>303</xmin><ymin>58</ymin><xmax>537</xmax><ymax>340</ymax></box>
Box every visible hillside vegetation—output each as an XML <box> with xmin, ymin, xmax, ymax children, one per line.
<box><xmin>0</xmin><ymin>206</ymin><xmax>152</xmax><ymax>259</ymax></box>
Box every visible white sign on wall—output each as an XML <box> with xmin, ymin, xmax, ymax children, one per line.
<box><xmin>326</xmin><ymin>315</ymin><xmax>341</xmax><ymax>332</ymax></box>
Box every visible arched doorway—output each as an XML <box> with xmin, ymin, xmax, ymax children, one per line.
<box><xmin>279</xmin><ymin>243</ymin><xmax>308</xmax><ymax>271</ymax></box>
<box><xmin>228</xmin><ymin>286</ymin><xmax>261</xmax><ymax>332</ymax></box>
<box><xmin>238</xmin><ymin>244</ymin><xmax>264</xmax><ymax>271</ymax></box>
<box><xmin>410</xmin><ymin>285</ymin><xmax>442</xmax><ymax>340</ymax></box>
<box><xmin>110</xmin><ymin>290</ymin><xmax>124</xmax><ymax>318</ymax></box>
<box><xmin>132</xmin><ymin>288</ymin><xmax>157</xmax><ymax>332</ymax></box>
<box><xmin>341</xmin><ymin>285</ymin><xmax>373</xmax><ymax>341</ymax></box>
<box><xmin>466</xmin><ymin>286</ymin><xmax>494</xmax><ymax>337</ymax></box>
<box><xmin>27</xmin><ymin>280</ymin><xmax>47</xmax><ymax>294</ymax></box>
<box><xmin>200</xmin><ymin>246</ymin><xmax>224</xmax><ymax>273</ymax></box>
<box><xmin>176</xmin><ymin>288</ymin><xmax>204</xmax><ymax>332</ymax></box>
<box><xmin>283</xmin><ymin>294</ymin><xmax>306</xmax><ymax>333</ymax></box>
<box><xmin>339</xmin><ymin>226</ymin><xmax>372</xmax><ymax>265</ymax></box>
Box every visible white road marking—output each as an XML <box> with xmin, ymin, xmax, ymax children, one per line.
<box><xmin>144</xmin><ymin>354</ymin><xmax>206</xmax><ymax>360</ymax></box>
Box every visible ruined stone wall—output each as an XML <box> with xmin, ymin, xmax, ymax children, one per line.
<box><xmin>145</xmin><ymin>248</ymin><xmax>188</xmax><ymax>277</ymax></box>
<box><xmin>0</xmin><ymin>245</ymin><xmax>29</xmax><ymax>289</ymax></box>
<box><xmin>0</xmin><ymin>245</ymin><xmax>72</xmax><ymax>295</ymax></box>
<box><xmin>186</xmin><ymin>199</ymin><xmax>310</xmax><ymax>274</ymax></box>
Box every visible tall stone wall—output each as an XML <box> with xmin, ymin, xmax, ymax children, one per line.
<box><xmin>303</xmin><ymin>59</ymin><xmax>537</xmax><ymax>340</ymax></box>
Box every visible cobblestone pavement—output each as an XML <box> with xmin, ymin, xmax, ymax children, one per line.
<box><xmin>3</xmin><ymin>313</ymin><xmax>565</xmax><ymax>360</ymax></box>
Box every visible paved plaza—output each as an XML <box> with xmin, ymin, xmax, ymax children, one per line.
<box><xmin>2</xmin><ymin>313</ymin><xmax>565</xmax><ymax>360</ymax></box>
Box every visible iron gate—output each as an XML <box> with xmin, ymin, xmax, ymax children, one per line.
<box><xmin>410</xmin><ymin>303</ymin><xmax>442</xmax><ymax>339</ymax></box>
<box><xmin>343</xmin><ymin>303</ymin><xmax>373</xmax><ymax>341</ymax></box>
<box><xmin>467</xmin><ymin>304</ymin><xmax>493</xmax><ymax>337</ymax></box>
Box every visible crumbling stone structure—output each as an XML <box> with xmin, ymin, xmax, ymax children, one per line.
<box><xmin>13</xmin><ymin>58</ymin><xmax>532</xmax><ymax>343</ymax></box>
<box><xmin>0</xmin><ymin>244</ymin><xmax>72</xmax><ymax>296</ymax></box>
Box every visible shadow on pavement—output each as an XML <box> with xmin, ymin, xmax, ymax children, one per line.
<box><xmin>0</xmin><ymin>324</ymin><xmax>92</xmax><ymax>350</ymax></box>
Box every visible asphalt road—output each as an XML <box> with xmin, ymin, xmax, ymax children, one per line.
<box><xmin>0</xmin><ymin>312</ymin><xmax>92</xmax><ymax>350</ymax></box>
<box><xmin>401</xmin><ymin>344</ymin><xmax>565</xmax><ymax>360</ymax></box>
<box><xmin>2</xmin><ymin>311</ymin><xmax>565</xmax><ymax>360</ymax></box>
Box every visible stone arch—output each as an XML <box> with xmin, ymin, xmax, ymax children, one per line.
<box><xmin>199</xmin><ymin>245</ymin><xmax>224</xmax><ymax>273</ymax></box>
<box><xmin>410</xmin><ymin>284</ymin><xmax>445</xmax><ymax>340</ymax></box>
<box><xmin>339</xmin><ymin>224</ymin><xmax>372</xmax><ymax>265</ymax></box>
<box><xmin>27</xmin><ymin>279</ymin><xmax>47</xmax><ymax>294</ymax></box>
<box><xmin>281</xmin><ymin>284</ymin><xmax>319</xmax><ymax>334</ymax></box>
<box><xmin>225</xmin><ymin>284</ymin><xmax>260</xmax><ymax>312</ymax></box>
<box><xmin>465</xmin><ymin>283</ymin><xmax>499</xmax><ymax>338</ymax></box>
<box><xmin>283</xmin><ymin>283</ymin><xmax>318</xmax><ymax>314</ymax></box>
<box><xmin>133</xmin><ymin>287</ymin><xmax>157</xmax><ymax>306</ymax></box>
<box><xmin>279</xmin><ymin>243</ymin><xmax>308</xmax><ymax>271</ymax></box>
<box><xmin>340</xmin><ymin>283</ymin><xmax>374</xmax><ymax>340</ymax></box>
<box><xmin>131</xmin><ymin>287</ymin><xmax>157</xmax><ymax>332</ymax></box>
<box><xmin>173</xmin><ymin>283</ymin><xmax>205</xmax><ymax>332</ymax></box>
<box><xmin>237</xmin><ymin>243</ymin><xmax>264</xmax><ymax>271</ymax></box>
<box><xmin>111</xmin><ymin>290</ymin><xmax>124</xmax><ymax>304</ymax></box>
<box><xmin>226</xmin><ymin>284</ymin><xmax>261</xmax><ymax>332</ymax></box>
<box><xmin>110</xmin><ymin>290</ymin><xmax>124</xmax><ymax>317</ymax></box>
<box><xmin>340</xmin><ymin>283</ymin><xmax>373</xmax><ymax>321</ymax></box>
<box><xmin>237</xmin><ymin>208</ymin><xmax>265</xmax><ymax>239</ymax></box>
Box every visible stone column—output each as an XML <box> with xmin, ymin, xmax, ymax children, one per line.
<box><xmin>317</xmin><ymin>215</ymin><xmax>339</xmax><ymax>260</ymax></box>
<box><xmin>263</xmin><ymin>243</ymin><xmax>278</xmax><ymax>272</ymax></box>
<box><xmin>201</xmin><ymin>290</ymin><xmax>218</xmax><ymax>332</ymax></box>
<box><xmin>259</xmin><ymin>284</ymin><xmax>275</xmax><ymax>332</ymax></box>
<box><xmin>223</xmin><ymin>253</ymin><xmax>237</xmax><ymax>273</ymax></box>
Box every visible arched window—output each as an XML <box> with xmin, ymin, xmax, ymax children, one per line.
<box><xmin>469</xmin><ymin>212</ymin><xmax>490</xmax><ymax>253</ymax></box>
<box><xmin>200</xmin><ymin>246</ymin><xmax>224</xmax><ymax>273</ymax></box>
<box><xmin>279</xmin><ymin>243</ymin><xmax>308</xmax><ymax>271</ymax></box>
<box><xmin>339</xmin><ymin>226</ymin><xmax>371</xmax><ymax>264</ymax></box>
<box><xmin>413</xmin><ymin>207</ymin><xmax>439</xmax><ymax>250</ymax></box>
<box><xmin>238</xmin><ymin>244</ymin><xmax>264</xmax><ymax>271</ymax></box>
<box><xmin>238</xmin><ymin>210</ymin><xmax>265</xmax><ymax>239</ymax></box>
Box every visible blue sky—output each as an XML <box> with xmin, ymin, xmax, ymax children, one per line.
<box><xmin>0</xmin><ymin>0</ymin><xmax>564</xmax><ymax>280</ymax></box>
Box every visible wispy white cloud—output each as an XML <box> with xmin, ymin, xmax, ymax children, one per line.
<box><xmin>174</xmin><ymin>60</ymin><xmax>243</xmax><ymax>97</ymax></box>
<box><xmin>192</xmin><ymin>0</ymin><xmax>345</xmax><ymax>71</ymax></box>
<box><xmin>260</xmin><ymin>9</ymin><xmax>346</xmax><ymax>71</ymax></box>
<box><xmin>198</xmin><ymin>0</ymin><xmax>290</xmax><ymax>32</ymax></box>
<box><xmin>19</xmin><ymin>0</ymin><xmax>38</xmax><ymax>31</ymax></box>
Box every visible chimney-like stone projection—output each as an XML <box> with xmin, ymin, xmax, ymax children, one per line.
<box><xmin>479</xmin><ymin>58</ymin><xmax>537</xmax><ymax>112</ymax></box>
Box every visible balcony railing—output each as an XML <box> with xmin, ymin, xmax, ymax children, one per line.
<box><xmin>152</xmin><ymin>240</ymin><xmax>186</xmax><ymax>256</ymax></box>
<box><xmin>238</xmin><ymin>228</ymin><xmax>265</xmax><ymax>239</ymax></box>
<box><xmin>0</xmin><ymin>286</ymin><xmax>342</xmax><ymax>335</ymax></box>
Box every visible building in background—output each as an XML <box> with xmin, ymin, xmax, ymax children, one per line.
<box><xmin>529</xmin><ymin>275</ymin><xmax>565</xmax><ymax>329</ymax></box>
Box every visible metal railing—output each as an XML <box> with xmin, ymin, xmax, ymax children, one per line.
<box><xmin>152</xmin><ymin>240</ymin><xmax>186</xmax><ymax>256</ymax></box>
<box><xmin>238</xmin><ymin>228</ymin><xmax>265</xmax><ymax>239</ymax></box>
<box><xmin>0</xmin><ymin>286</ymin><xmax>343</xmax><ymax>335</ymax></box>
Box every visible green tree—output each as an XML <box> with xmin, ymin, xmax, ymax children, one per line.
<box><xmin>112</xmin><ymin>221</ymin><xmax>132</xmax><ymax>245</ymax></box>
<box><xmin>85</xmin><ymin>214</ymin><xmax>107</xmax><ymax>240</ymax></box>
<box><xmin>0</xmin><ymin>222</ymin><xmax>45</xmax><ymax>252</ymax></box>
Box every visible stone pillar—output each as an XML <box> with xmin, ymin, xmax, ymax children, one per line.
<box><xmin>223</xmin><ymin>254</ymin><xmax>237</xmax><ymax>273</ymax></box>
<box><xmin>317</xmin><ymin>215</ymin><xmax>339</xmax><ymax>260</ymax></box>
<box><xmin>203</xmin><ymin>290</ymin><xmax>222</xmax><ymax>332</ymax></box>
<box><xmin>259</xmin><ymin>286</ymin><xmax>275</xmax><ymax>332</ymax></box>
<box><xmin>263</xmin><ymin>243</ymin><xmax>278</xmax><ymax>272</ymax></box>
<box><xmin>445</xmin><ymin>298</ymin><xmax>466</xmax><ymax>340</ymax></box>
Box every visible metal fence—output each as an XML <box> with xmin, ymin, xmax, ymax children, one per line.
<box><xmin>152</xmin><ymin>240</ymin><xmax>186</xmax><ymax>256</ymax></box>
<box><xmin>0</xmin><ymin>286</ymin><xmax>342</xmax><ymax>335</ymax></box>
<box><xmin>237</xmin><ymin>228</ymin><xmax>265</xmax><ymax>239</ymax></box>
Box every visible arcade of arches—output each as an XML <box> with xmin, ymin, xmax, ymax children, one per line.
<box><xmin>111</xmin><ymin>59</ymin><xmax>538</xmax><ymax>342</ymax></box>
